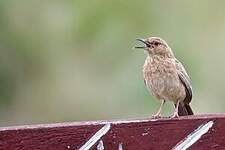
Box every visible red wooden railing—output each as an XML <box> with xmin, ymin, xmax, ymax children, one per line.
<box><xmin>0</xmin><ymin>114</ymin><xmax>225</xmax><ymax>150</ymax></box>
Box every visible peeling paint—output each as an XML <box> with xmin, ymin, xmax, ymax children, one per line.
<box><xmin>142</xmin><ymin>128</ymin><xmax>150</xmax><ymax>136</ymax></box>
<box><xmin>79</xmin><ymin>123</ymin><xmax>111</xmax><ymax>150</ymax></box>
<box><xmin>172</xmin><ymin>121</ymin><xmax>214</xmax><ymax>150</ymax></box>
<box><xmin>142</xmin><ymin>132</ymin><xmax>149</xmax><ymax>136</ymax></box>
<box><xmin>97</xmin><ymin>140</ymin><xmax>104</xmax><ymax>150</ymax></box>
<box><xmin>118</xmin><ymin>143</ymin><xmax>123</xmax><ymax>150</ymax></box>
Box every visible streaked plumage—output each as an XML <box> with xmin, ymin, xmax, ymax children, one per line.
<box><xmin>136</xmin><ymin>37</ymin><xmax>193</xmax><ymax>118</ymax></box>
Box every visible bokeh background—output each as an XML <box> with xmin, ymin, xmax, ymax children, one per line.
<box><xmin>1</xmin><ymin>0</ymin><xmax>225</xmax><ymax>126</ymax></box>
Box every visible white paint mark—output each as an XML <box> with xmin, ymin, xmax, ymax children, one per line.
<box><xmin>172</xmin><ymin>121</ymin><xmax>214</xmax><ymax>150</ymax></box>
<box><xmin>79</xmin><ymin>123</ymin><xmax>111</xmax><ymax>150</ymax></box>
<box><xmin>67</xmin><ymin>145</ymin><xmax>70</xmax><ymax>149</ymax></box>
<box><xmin>142</xmin><ymin>132</ymin><xmax>149</xmax><ymax>136</ymax></box>
<box><xmin>97</xmin><ymin>140</ymin><xmax>104</xmax><ymax>150</ymax></box>
<box><xmin>142</xmin><ymin>128</ymin><xmax>150</xmax><ymax>136</ymax></box>
<box><xmin>118</xmin><ymin>143</ymin><xmax>123</xmax><ymax>150</ymax></box>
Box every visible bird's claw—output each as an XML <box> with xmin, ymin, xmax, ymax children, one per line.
<box><xmin>170</xmin><ymin>113</ymin><xmax>179</xmax><ymax>118</ymax></box>
<box><xmin>152</xmin><ymin>114</ymin><xmax>162</xmax><ymax>119</ymax></box>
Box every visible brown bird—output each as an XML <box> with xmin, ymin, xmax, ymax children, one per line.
<box><xmin>135</xmin><ymin>37</ymin><xmax>193</xmax><ymax>118</ymax></box>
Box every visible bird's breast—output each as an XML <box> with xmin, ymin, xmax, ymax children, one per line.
<box><xmin>143</xmin><ymin>56</ymin><xmax>185</xmax><ymax>101</ymax></box>
<box><xmin>143</xmin><ymin>56</ymin><xmax>177</xmax><ymax>79</ymax></box>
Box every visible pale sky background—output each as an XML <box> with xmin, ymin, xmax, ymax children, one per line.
<box><xmin>0</xmin><ymin>0</ymin><xmax>225</xmax><ymax>126</ymax></box>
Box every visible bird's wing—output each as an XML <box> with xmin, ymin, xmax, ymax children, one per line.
<box><xmin>175</xmin><ymin>59</ymin><xmax>192</xmax><ymax>104</ymax></box>
<box><xmin>144</xmin><ymin>79</ymin><xmax>146</xmax><ymax>86</ymax></box>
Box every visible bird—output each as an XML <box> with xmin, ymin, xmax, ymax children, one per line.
<box><xmin>135</xmin><ymin>37</ymin><xmax>193</xmax><ymax>118</ymax></box>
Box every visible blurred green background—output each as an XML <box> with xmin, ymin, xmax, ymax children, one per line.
<box><xmin>0</xmin><ymin>0</ymin><xmax>225</xmax><ymax>126</ymax></box>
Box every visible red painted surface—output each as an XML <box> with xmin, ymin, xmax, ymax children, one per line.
<box><xmin>0</xmin><ymin>114</ymin><xmax>225</xmax><ymax>150</ymax></box>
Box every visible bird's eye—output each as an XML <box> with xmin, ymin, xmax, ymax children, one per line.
<box><xmin>154</xmin><ymin>42</ymin><xmax>160</xmax><ymax>46</ymax></box>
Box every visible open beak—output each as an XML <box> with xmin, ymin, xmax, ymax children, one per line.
<box><xmin>135</xmin><ymin>38</ymin><xmax>148</xmax><ymax>49</ymax></box>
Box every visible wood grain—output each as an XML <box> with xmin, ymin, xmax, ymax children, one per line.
<box><xmin>0</xmin><ymin>114</ymin><xmax>225</xmax><ymax>150</ymax></box>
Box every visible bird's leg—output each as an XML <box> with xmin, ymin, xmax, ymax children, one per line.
<box><xmin>152</xmin><ymin>99</ymin><xmax>165</xmax><ymax>119</ymax></box>
<box><xmin>170</xmin><ymin>101</ymin><xmax>180</xmax><ymax>118</ymax></box>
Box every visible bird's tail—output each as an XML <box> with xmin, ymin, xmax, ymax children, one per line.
<box><xmin>178</xmin><ymin>103</ymin><xmax>194</xmax><ymax>116</ymax></box>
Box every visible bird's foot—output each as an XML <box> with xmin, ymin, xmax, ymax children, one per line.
<box><xmin>152</xmin><ymin>114</ymin><xmax>162</xmax><ymax>119</ymax></box>
<box><xmin>170</xmin><ymin>112</ymin><xmax>179</xmax><ymax>118</ymax></box>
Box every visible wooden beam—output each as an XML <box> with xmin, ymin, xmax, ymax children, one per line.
<box><xmin>0</xmin><ymin>114</ymin><xmax>225</xmax><ymax>150</ymax></box>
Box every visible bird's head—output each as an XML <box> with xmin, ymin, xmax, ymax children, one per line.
<box><xmin>135</xmin><ymin>37</ymin><xmax>174</xmax><ymax>57</ymax></box>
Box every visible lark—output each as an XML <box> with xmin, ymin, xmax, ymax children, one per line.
<box><xmin>135</xmin><ymin>37</ymin><xmax>193</xmax><ymax>118</ymax></box>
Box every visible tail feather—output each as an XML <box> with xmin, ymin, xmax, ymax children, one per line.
<box><xmin>184</xmin><ymin>104</ymin><xmax>194</xmax><ymax>115</ymax></box>
<box><xmin>178</xmin><ymin>103</ymin><xmax>194</xmax><ymax>116</ymax></box>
